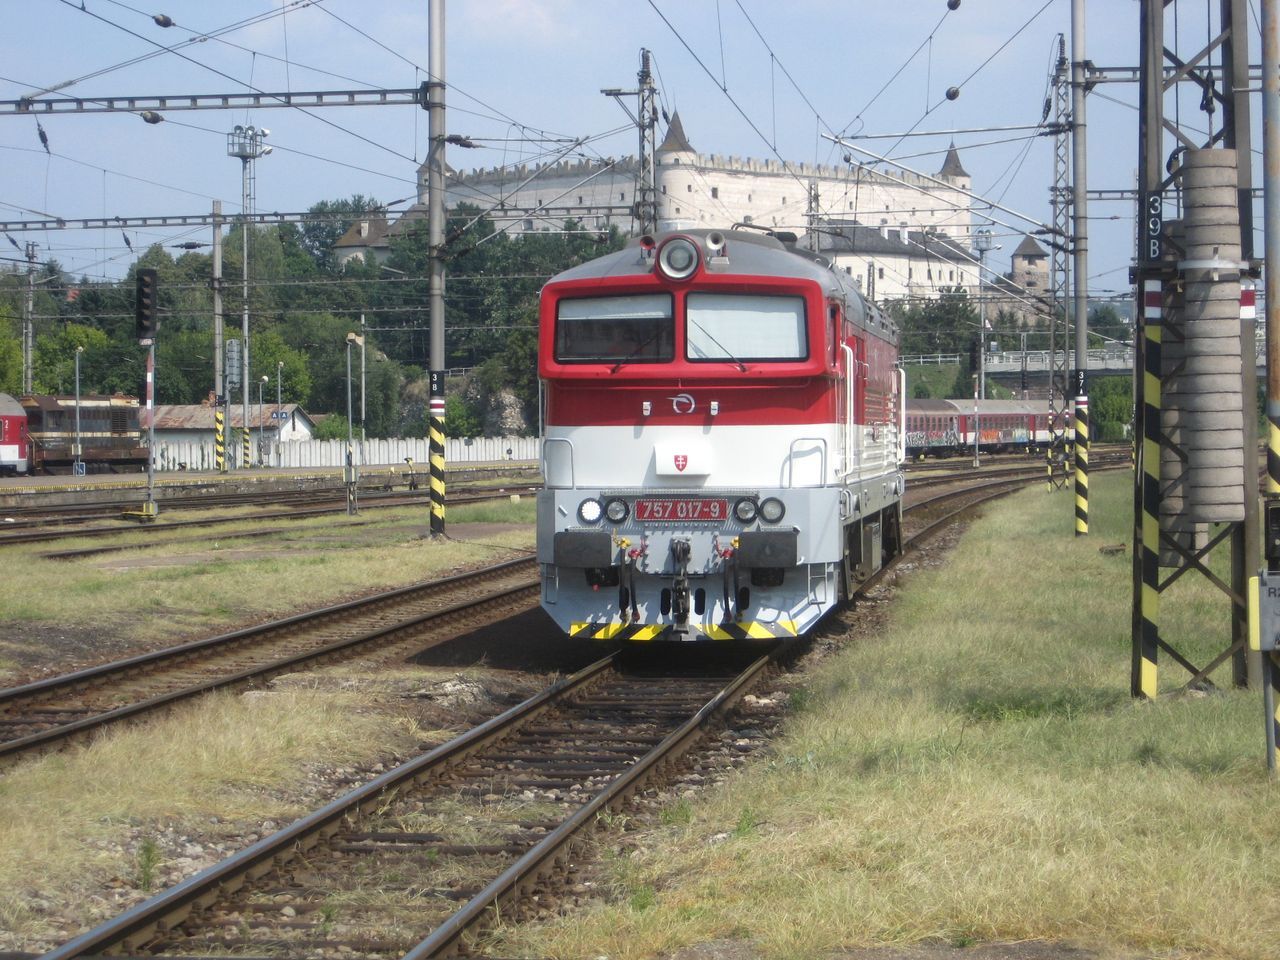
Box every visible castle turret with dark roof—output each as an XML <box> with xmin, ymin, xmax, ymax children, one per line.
<box><xmin>657</xmin><ymin>111</ymin><xmax>694</xmax><ymax>155</ymax></box>
<box><xmin>937</xmin><ymin>142</ymin><xmax>971</xmax><ymax>190</ymax></box>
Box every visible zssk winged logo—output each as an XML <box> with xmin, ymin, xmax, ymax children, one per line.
<box><xmin>670</xmin><ymin>393</ymin><xmax>696</xmax><ymax>414</ymax></box>
<box><xmin>673</xmin><ymin>454</ymin><xmax>688</xmax><ymax>472</ymax></box>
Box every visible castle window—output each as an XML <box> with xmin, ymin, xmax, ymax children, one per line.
<box><xmin>661</xmin><ymin>185</ymin><xmax>667</xmax><ymax>195</ymax></box>
<box><xmin>687</xmin><ymin>184</ymin><xmax>692</xmax><ymax>192</ymax></box>
<box><xmin>949</xmin><ymin>270</ymin><xmax>955</xmax><ymax>281</ymax></box>
<box><xmin>711</xmin><ymin>187</ymin><xmax>719</xmax><ymax>199</ymax></box>
<box><xmin>743</xmin><ymin>215</ymin><xmax>754</xmax><ymax>224</ymax></box>
<box><xmin>676</xmin><ymin>207</ymin><xmax>681</xmax><ymax>214</ymax></box>
<box><xmin>748</xmin><ymin>194</ymin><xmax>752</xmax><ymax>203</ymax></box>
<box><xmin>578</xmin><ymin>196</ymin><xmax>584</xmax><ymax>204</ymax></box>
<box><xmin>878</xmin><ymin>267</ymin><xmax>884</xmax><ymax>279</ymax></box>
<box><xmin>620</xmin><ymin>192</ymin><xmax>626</xmax><ymax>201</ymax></box>
<box><xmin>782</xmin><ymin>196</ymin><xmax>786</xmax><ymax>204</ymax></box>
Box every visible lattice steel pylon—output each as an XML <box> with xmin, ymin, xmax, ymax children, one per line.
<box><xmin>1048</xmin><ymin>36</ymin><xmax>1072</xmax><ymax>490</ymax></box>
<box><xmin>1130</xmin><ymin>0</ymin><xmax>1259</xmax><ymax>699</ymax></box>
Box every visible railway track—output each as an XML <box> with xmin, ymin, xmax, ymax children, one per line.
<box><xmin>25</xmin><ymin>469</ymin><xmax>1060</xmax><ymax>959</ymax></box>
<box><xmin>0</xmin><ymin>485</ymin><xmax>538</xmax><ymax>550</ymax></box>
<box><xmin>0</xmin><ymin>557</ymin><xmax>540</xmax><ymax>764</ymax></box>
<box><xmin>0</xmin><ymin>465</ymin><xmax>540</xmax><ymax>524</ymax></box>
<box><xmin>1</xmin><ymin>465</ymin><xmax>1116</xmax><ymax>770</ymax></box>
<box><xmin>38</xmin><ymin>647</ymin><xmax>783</xmax><ymax>960</ymax></box>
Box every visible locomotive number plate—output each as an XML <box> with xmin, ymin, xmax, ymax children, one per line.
<box><xmin>634</xmin><ymin>498</ymin><xmax>729</xmax><ymax>522</ymax></box>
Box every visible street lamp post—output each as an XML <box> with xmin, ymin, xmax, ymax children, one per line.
<box><xmin>276</xmin><ymin>359</ymin><xmax>283</xmax><ymax>467</ymax></box>
<box><xmin>973</xmin><ymin>228</ymin><xmax>994</xmax><ymax>402</ymax></box>
<box><xmin>73</xmin><ymin>346</ymin><xmax>83</xmax><ymax>474</ymax></box>
<box><xmin>257</xmin><ymin>375</ymin><xmax>268</xmax><ymax>466</ymax></box>
<box><xmin>227</xmin><ymin>124</ymin><xmax>271</xmax><ymax>470</ymax></box>
<box><xmin>359</xmin><ymin>313</ymin><xmax>367</xmax><ymax>466</ymax></box>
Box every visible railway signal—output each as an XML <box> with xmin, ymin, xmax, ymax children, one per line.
<box><xmin>134</xmin><ymin>268</ymin><xmax>158</xmax><ymax>342</ymax></box>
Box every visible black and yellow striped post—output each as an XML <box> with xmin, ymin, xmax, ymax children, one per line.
<box><xmin>214</xmin><ymin>406</ymin><xmax>226</xmax><ymax>472</ymax></box>
<box><xmin>1269</xmin><ymin>652</ymin><xmax>1280</xmax><ymax>773</ymax></box>
<box><xmin>1133</xmin><ymin>280</ymin><xmax>1162</xmax><ymax>699</ymax></box>
<box><xmin>1073</xmin><ymin>382</ymin><xmax>1089</xmax><ymax>536</ymax></box>
<box><xmin>429</xmin><ymin>370</ymin><xmax>446</xmax><ymax>537</ymax></box>
<box><xmin>241</xmin><ymin>422</ymin><xmax>251</xmax><ymax>470</ymax></box>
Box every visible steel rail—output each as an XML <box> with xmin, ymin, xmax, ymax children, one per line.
<box><xmin>28</xmin><ymin>467</ymin><xmax>1073</xmax><ymax>957</ymax></box>
<box><xmin>403</xmin><ymin>649</ymin><xmax>783</xmax><ymax>958</ymax></box>
<box><xmin>36</xmin><ymin>654</ymin><xmax>620</xmax><ymax>960</ymax></box>
<box><xmin>0</xmin><ymin>558</ymin><xmax>538</xmax><ymax>763</ymax></box>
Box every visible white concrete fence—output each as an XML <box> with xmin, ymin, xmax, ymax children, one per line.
<box><xmin>153</xmin><ymin>436</ymin><xmax>541</xmax><ymax>473</ymax></box>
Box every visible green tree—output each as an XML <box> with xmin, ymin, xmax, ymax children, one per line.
<box><xmin>312</xmin><ymin>413</ymin><xmax>351</xmax><ymax>441</ymax></box>
<box><xmin>443</xmin><ymin>392</ymin><xmax>482</xmax><ymax>438</ymax></box>
<box><xmin>32</xmin><ymin>324</ymin><xmax>112</xmax><ymax>395</ymax></box>
<box><xmin>300</xmin><ymin>196</ymin><xmax>383</xmax><ymax>272</ymax></box>
<box><xmin>0</xmin><ymin>335</ymin><xmax>19</xmax><ymax>394</ymax></box>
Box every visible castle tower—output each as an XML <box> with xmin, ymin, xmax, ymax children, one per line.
<box><xmin>655</xmin><ymin>112</ymin><xmax>700</xmax><ymax>231</ymax></box>
<box><xmin>937</xmin><ymin>142</ymin><xmax>971</xmax><ymax>192</ymax></box>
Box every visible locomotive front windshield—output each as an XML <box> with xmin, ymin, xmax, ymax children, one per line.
<box><xmin>555</xmin><ymin>294</ymin><xmax>674</xmax><ymax>363</ymax></box>
<box><xmin>686</xmin><ymin>292</ymin><xmax>806</xmax><ymax>362</ymax></box>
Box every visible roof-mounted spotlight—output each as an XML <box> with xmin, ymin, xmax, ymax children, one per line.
<box><xmin>656</xmin><ymin>235</ymin><xmax>700</xmax><ymax>281</ymax></box>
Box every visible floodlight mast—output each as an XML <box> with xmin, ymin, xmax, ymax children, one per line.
<box><xmin>227</xmin><ymin>125</ymin><xmax>270</xmax><ymax>469</ymax></box>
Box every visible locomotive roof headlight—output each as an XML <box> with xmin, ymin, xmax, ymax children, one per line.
<box><xmin>733</xmin><ymin>497</ymin><xmax>758</xmax><ymax>523</ymax></box>
<box><xmin>604</xmin><ymin>498</ymin><xmax>630</xmax><ymax>523</ymax></box>
<box><xmin>577</xmin><ymin>498</ymin><xmax>603</xmax><ymax>524</ymax></box>
<box><xmin>759</xmin><ymin>497</ymin><xmax>786</xmax><ymax>523</ymax></box>
<box><xmin>656</xmin><ymin>236</ymin><xmax>700</xmax><ymax>281</ymax></box>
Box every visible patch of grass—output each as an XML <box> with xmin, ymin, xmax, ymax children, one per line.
<box><xmin>0</xmin><ymin>504</ymin><xmax>535</xmax><ymax>681</ymax></box>
<box><xmin>499</xmin><ymin>473</ymin><xmax>1280</xmax><ymax>960</ymax></box>
<box><xmin>786</xmin><ymin>687</ymin><xmax>814</xmax><ymax>712</ymax></box>
<box><xmin>659</xmin><ymin>798</ymin><xmax>693</xmax><ymax>826</ymax></box>
<box><xmin>134</xmin><ymin>837</ymin><xmax>160</xmax><ymax>892</ymax></box>
<box><xmin>628</xmin><ymin>885</ymin><xmax>657</xmax><ymax>912</ymax></box>
<box><xmin>732</xmin><ymin>807</ymin><xmax>760</xmax><ymax>838</ymax></box>
<box><xmin>0</xmin><ymin>686</ymin><xmax>414</xmax><ymax>944</ymax></box>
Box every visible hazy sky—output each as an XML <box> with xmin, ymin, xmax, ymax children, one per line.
<box><xmin>0</xmin><ymin>1</ymin><xmax>1259</xmax><ymax>295</ymax></box>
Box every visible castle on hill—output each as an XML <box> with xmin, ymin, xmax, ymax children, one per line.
<box><xmin>336</xmin><ymin>113</ymin><xmax>1049</xmax><ymax>315</ymax></box>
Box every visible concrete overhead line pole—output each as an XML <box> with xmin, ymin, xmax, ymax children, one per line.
<box><xmin>22</xmin><ymin>241</ymin><xmax>35</xmax><ymax>394</ymax></box>
<box><xmin>1261</xmin><ymin>0</ymin><xmax>1280</xmax><ymax>771</ymax></box>
<box><xmin>1070</xmin><ymin>0</ymin><xmax>1091</xmax><ymax>536</ymax></box>
<box><xmin>212</xmin><ymin>200</ymin><xmax>227</xmax><ymax>473</ymax></box>
<box><xmin>427</xmin><ymin>0</ymin><xmax>447</xmax><ymax>538</ymax></box>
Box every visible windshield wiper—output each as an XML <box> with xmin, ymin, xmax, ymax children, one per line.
<box><xmin>609</xmin><ymin>332</ymin><xmax>662</xmax><ymax>373</ymax></box>
<box><xmin>687</xmin><ymin>320</ymin><xmax>747</xmax><ymax>371</ymax></box>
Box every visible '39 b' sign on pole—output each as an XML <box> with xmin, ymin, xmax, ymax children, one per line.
<box><xmin>1143</xmin><ymin>191</ymin><xmax>1163</xmax><ymax>264</ymax></box>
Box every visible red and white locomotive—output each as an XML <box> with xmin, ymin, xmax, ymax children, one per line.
<box><xmin>536</xmin><ymin>229</ymin><xmax>904</xmax><ymax>642</ymax></box>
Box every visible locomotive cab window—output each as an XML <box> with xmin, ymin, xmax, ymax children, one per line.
<box><xmin>555</xmin><ymin>294</ymin><xmax>673</xmax><ymax>364</ymax></box>
<box><xmin>686</xmin><ymin>292</ymin><xmax>806</xmax><ymax>362</ymax></box>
